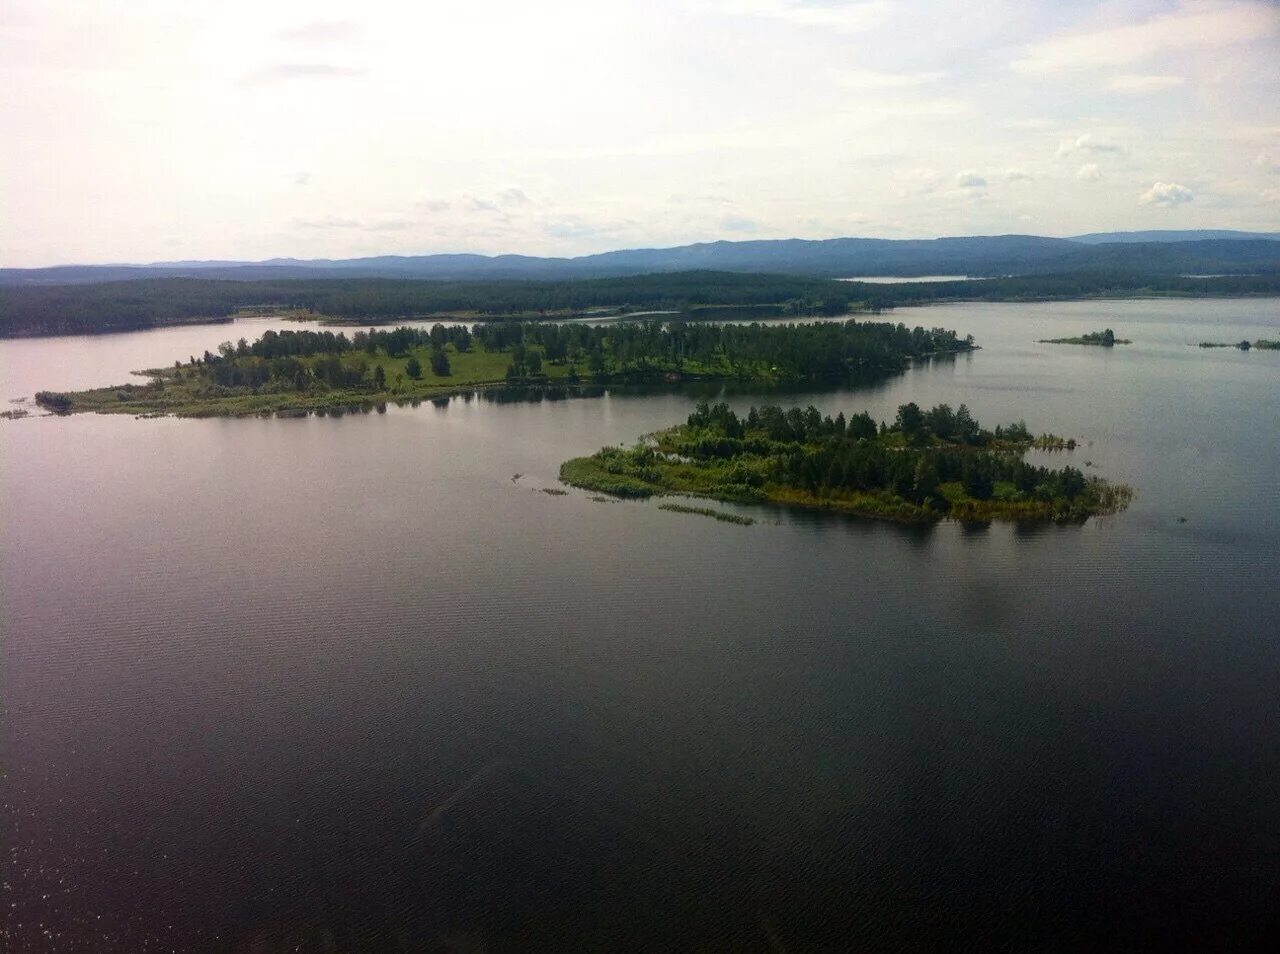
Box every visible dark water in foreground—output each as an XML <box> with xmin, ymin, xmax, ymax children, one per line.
<box><xmin>3</xmin><ymin>299</ymin><xmax>1280</xmax><ymax>951</ymax></box>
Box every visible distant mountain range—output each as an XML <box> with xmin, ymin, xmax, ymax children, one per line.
<box><xmin>3</xmin><ymin>230</ymin><xmax>1278</xmax><ymax>286</ymax></box>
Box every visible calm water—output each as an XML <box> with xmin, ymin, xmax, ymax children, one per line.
<box><xmin>3</xmin><ymin>299</ymin><xmax>1279</xmax><ymax>951</ymax></box>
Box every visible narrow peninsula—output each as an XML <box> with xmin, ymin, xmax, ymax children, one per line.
<box><xmin>560</xmin><ymin>401</ymin><xmax>1132</xmax><ymax>524</ymax></box>
<box><xmin>34</xmin><ymin>319</ymin><xmax>974</xmax><ymax>418</ymax></box>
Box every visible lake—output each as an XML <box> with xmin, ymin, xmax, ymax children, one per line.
<box><xmin>3</xmin><ymin>298</ymin><xmax>1279</xmax><ymax>950</ymax></box>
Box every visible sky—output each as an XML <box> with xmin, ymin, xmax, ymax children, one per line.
<box><xmin>1</xmin><ymin>0</ymin><xmax>1278</xmax><ymax>266</ymax></box>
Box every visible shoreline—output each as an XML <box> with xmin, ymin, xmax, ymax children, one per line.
<box><xmin>4</xmin><ymin>287</ymin><xmax>1279</xmax><ymax>340</ymax></box>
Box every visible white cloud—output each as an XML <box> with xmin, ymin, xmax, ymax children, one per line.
<box><xmin>497</xmin><ymin>187</ymin><xmax>531</xmax><ymax>207</ymax></box>
<box><xmin>717</xmin><ymin>0</ymin><xmax>892</xmax><ymax>34</ymax></box>
<box><xmin>1256</xmin><ymin>154</ymin><xmax>1280</xmax><ymax>174</ymax></box>
<box><xmin>277</xmin><ymin>20</ymin><xmax>363</xmax><ymax>45</ymax></box>
<box><xmin>462</xmin><ymin>195</ymin><xmax>501</xmax><ymax>213</ymax></box>
<box><xmin>1057</xmin><ymin>133</ymin><xmax>1127</xmax><ymax>157</ymax></box>
<box><xmin>1108</xmin><ymin>74</ymin><xmax>1185</xmax><ymax>95</ymax></box>
<box><xmin>955</xmin><ymin>170</ymin><xmax>987</xmax><ymax>188</ymax></box>
<box><xmin>295</xmin><ymin>215</ymin><xmax>415</xmax><ymax>231</ymax></box>
<box><xmin>1140</xmin><ymin>182</ymin><xmax>1194</xmax><ymax>206</ymax></box>
<box><xmin>1004</xmin><ymin>168</ymin><xmax>1032</xmax><ymax>182</ymax></box>
<box><xmin>1261</xmin><ymin>188</ymin><xmax>1280</xmax><ymax>202</ymax></box>
<box><xmin>834</xmin><ymin>69</ymin><xmax>945</xmax><ymax>90</ymax></box>
<box><xmin>1011</xmin><ymin>1</ymin><xmax>1278</xmax><ymax>73</ymax></box>
<box><xmin>720</xmin><ymin>214</ymin><xmax>757</xmax><ymax>232</ymax></box>
<box><xmin>1076</xmin><ymin>163</ymin><xmax>1102</xmax><ymax>181</ymax></box>
<box><xmin>243</xmin><ymin>63</ymin><xmax>368</xmax><ymax>85</ymax></box>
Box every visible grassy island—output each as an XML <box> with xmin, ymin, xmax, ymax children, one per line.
<box><xmin>1039</xmin><ymin>328</ymin><xmax>1130</xmax><ymax>346</ymax></box>
<box><xmin>1198</xmin><ymin>339</ymin><xmax>1279</xmax><ymax>351</ymax></box>
<box><xmin>560</xmin><ymin>401</ymin><xmax>1132</xmax><ymax>524</ymax></box>
<box><xmin>33</xmin><ymin>319</ymin><xmax>974</xmax><ymax>418</ymax></box>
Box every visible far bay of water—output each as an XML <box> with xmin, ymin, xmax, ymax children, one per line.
<box><xmin>3</xmin><ymin>298</ymin><xmax>1279</xmax><ymax>950</ymax></box>
<box><xmin>838</xmin><ymin>274</ymin><xmax>972</xmax><ymax>283</ymax></box>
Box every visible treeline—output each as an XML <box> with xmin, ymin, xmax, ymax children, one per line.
<box><xmin>163</xmin><ymin>318</ymin><xmax>971</xmax><ymax>396</ymax></box>
<box><xmin>4</xmin><ymin>269</ymin><xmax>1279</xmax><ymax>338</ymax></box>
<box><xmin>0</xmin><ymin>272</ymin><xmax>857</xmax><ymax>337</ymax></box>
<box><xmin>476</xmin><ymin>319</ymin><xmax>970</xmax><ymax>378</ymax></box>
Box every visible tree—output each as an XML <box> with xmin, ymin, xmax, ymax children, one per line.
<box><xmin>896</xmin><ymin>402</ymin><xmax>924</xmax><ymax>438</ymax></box>
<box><xmin>962</xmin><ymin>457</ymin><xmax>994</xmax><ymax>500</ymax></box>
<box><xmin>954</xmin><ymin>404</ymin><xmax>979</xmax><ymax>443</ymax></box>
<box><xmin>1102</xmin><ymin>328</ymin><xmax>1116</xmax><ymax>346</ymax></box>
<box><xmin>373</xmin><ymin>365</ymin><xmax>386</xmax><ymax>390</ymax></box>
<box><xmin>913</xmin><ymin>454</ymin><xmax>941</xmax><ymax>504</ymax></box>
<box><xmin>405</xmin><ymin>355</ymin><xmax>423</xmax><ymax>379</ymax></box>
<box><xmin>432</xmin><ymin>348</ymin><xmax>451</xmax><ymax>376</ymax></box>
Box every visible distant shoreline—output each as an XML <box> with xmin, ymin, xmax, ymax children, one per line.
<box><xmin>3</xmin><ymin>276</ymin><xmax>1278</xmax><ymax>340</ymax></box>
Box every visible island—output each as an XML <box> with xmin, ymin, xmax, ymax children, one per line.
<box><xmin>32</xmin><ymin>319</ymin><xmax>975</xmax><ymax>418</ymax></box>
<box><xmin>1197</xmin><ymin>339</ymin><xmax>1279</xmax><ymax>351</ymax></box>
<box><xmin>560</xmin><ymin>401</ymin><xmax>1132</xmax><ymax>524</ymax></box>
<box><xmin>1038</xmin><ymin>328</ymin><xmax>1129</xmax><ymax>346</ymax></box>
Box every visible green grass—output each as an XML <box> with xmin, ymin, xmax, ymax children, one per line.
<box><xmin>38</xmin><ymin>344</ymin><xmax>558</xmax><ymax>418</ymax></box>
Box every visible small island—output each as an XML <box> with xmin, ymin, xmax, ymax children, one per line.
<box><xmin>560</xmin><ymin>401</ymin><xmax>1132</xmax><ymax>524</ymax></box>
<box><xmin>33</xmin><ymin>319</ymin><xmax>975</xmax><ymax>418</ymax></box>
<box><xmin>1039</xmin><ymin>328</ymin><xmax>1129</xmax><ymax>346</ymax></box>
<box><xmin>1197</xmin><ymin>339</ymin><xmax>1279</xmax><ymax>351</ymax></box>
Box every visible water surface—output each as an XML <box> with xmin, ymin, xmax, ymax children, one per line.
<box><xmin>3</xmin><ymin>298</ymin><xmax>1279</xmax><ymax>950</ymax></box>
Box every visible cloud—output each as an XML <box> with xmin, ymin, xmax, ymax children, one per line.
<box><xmin>296</xmin><ymin>215</ymin><xmax>414</xmax><ymax>231</ymax></box>
<box><xmin>1004</xmin><ymin>169</ymin><xmax>1032</xmax><ymax>182</ymax></box>
<box><xmin>244</xmin><ymin>63</ymin><xmax>368</xmax><ymax>84</ymax></box>
<box><xmin>293</xmin><ymin>171</ymin><xmax>311</xmax><ymax>186</ymax></box>
<box><xmin>1011</xmin><ymin>1</ymin><xmax>1278</xmax><ymax>73</ymax></box>
<box><xmin>462</xmin><ymin>195</ymin><xmax>500</xmax><ymax>213</ymax></box>
<box><xmin>1076</xmin><ymin>163</ymin><xmax>1103</xmax><ymax>181</ymax></box>
<box><xmin>1107</xmin><ymin>74</ymin><xmax>1185</xmax><ymax>95</ymax></box>
<box><xmin>1262</xmin><ymin>188</ymin><xmax>1280</xmax><ymax>202</ymax></box>
<box><xmin>720</xmin><ymin>215</ymin><xmax>757</xmax><ymax>232</ymax></box>
<box><xmin>668</xmin><ymin>194</ymin><xmax>736</xmax><ymax>206</ymax></box>
<box><xmin>277</xmin><ymin>20</ymin><xmax>364</xmax><ymax>45</ymax></box>
<box><xmin>718</xmin><ymin>0</ymin><xmax>892</xmax><ymax>34</ymax></box>
<box><xmin>1139</xmin><ymin>182</ymin><xmax>1194</xmax><ymax>206</ymax></box>
<box><xmin>415</xmin><ymin>199</ymin><xmax>452</xmax><ymax>213</ymax></box>
<box><xmin>1057</xmin><ymin>133</ymin><xmax>1126</xmax><ymax>157</ymax></box>
<box><xmin>497</xmin><ymin>187</ymin><xmax>531</xmax><ymax>207</ymax></box>
<box><xmin>543</xmin><ymin>216</ymin><xmax>632</xmax><ymax>241</ymax></box>
<box><xmin>1257</xmin><ymin>153</ymin><xmax>1280</xmax><ymax>174</ymax></box>
<box><xmin>834</xmin><ymin>69</ymin><xmax>945</xmax><ymax>90</ymax></box>
<box><xmin>955</xmin><ymin>170</ymin><xmax>987</xmax><ymax>188</ymax></box>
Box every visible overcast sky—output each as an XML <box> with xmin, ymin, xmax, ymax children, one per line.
<box><xmin>2</xmin><ymin>0</ymin><xmax>1278</xmax><ymax>266</ymax></box>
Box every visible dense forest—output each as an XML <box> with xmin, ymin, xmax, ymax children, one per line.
<box><xmin>3</xmin><ymin>269</ymin><xmax>1279</xmax><ymax>338</ymax></box>
<box><xmin>0</xmin><ymin>273</ymin><xmax>857</xmax><ymax>337</ymax></box>
<box><xmin>34</xmin><ymin>319</ymin><xmax>972</xmax><ymax>417</ymax></box>
<box><xmin>560</xmin><ymin>400</ymin><xmax>1131</xmax><ymax>523</ymax></box>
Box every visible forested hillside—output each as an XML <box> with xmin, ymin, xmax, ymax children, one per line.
<box><xmin>3</xmin><ymin>269</ymin><xmax>1278</xmax><ymax>338</ymax></box>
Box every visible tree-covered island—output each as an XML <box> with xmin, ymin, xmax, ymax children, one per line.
<box><xmin>1197</xmin><ymin>339</ymin><xmax>1279</xmax><ymax>351</ymax></box>
<box><xmin>560</xmin><ymin>401</ymin><xmax>1132</xmax><ymax>524</ymax></box>
<box><xmin>1038</xmin><ymin>328</ymin><xmax>1130</xmax><ymax>346</ymax></box>
<box><xmin>33</xmin><ymin>319</ymin><xmax>974</xmax><ymax>417</ymax></box>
